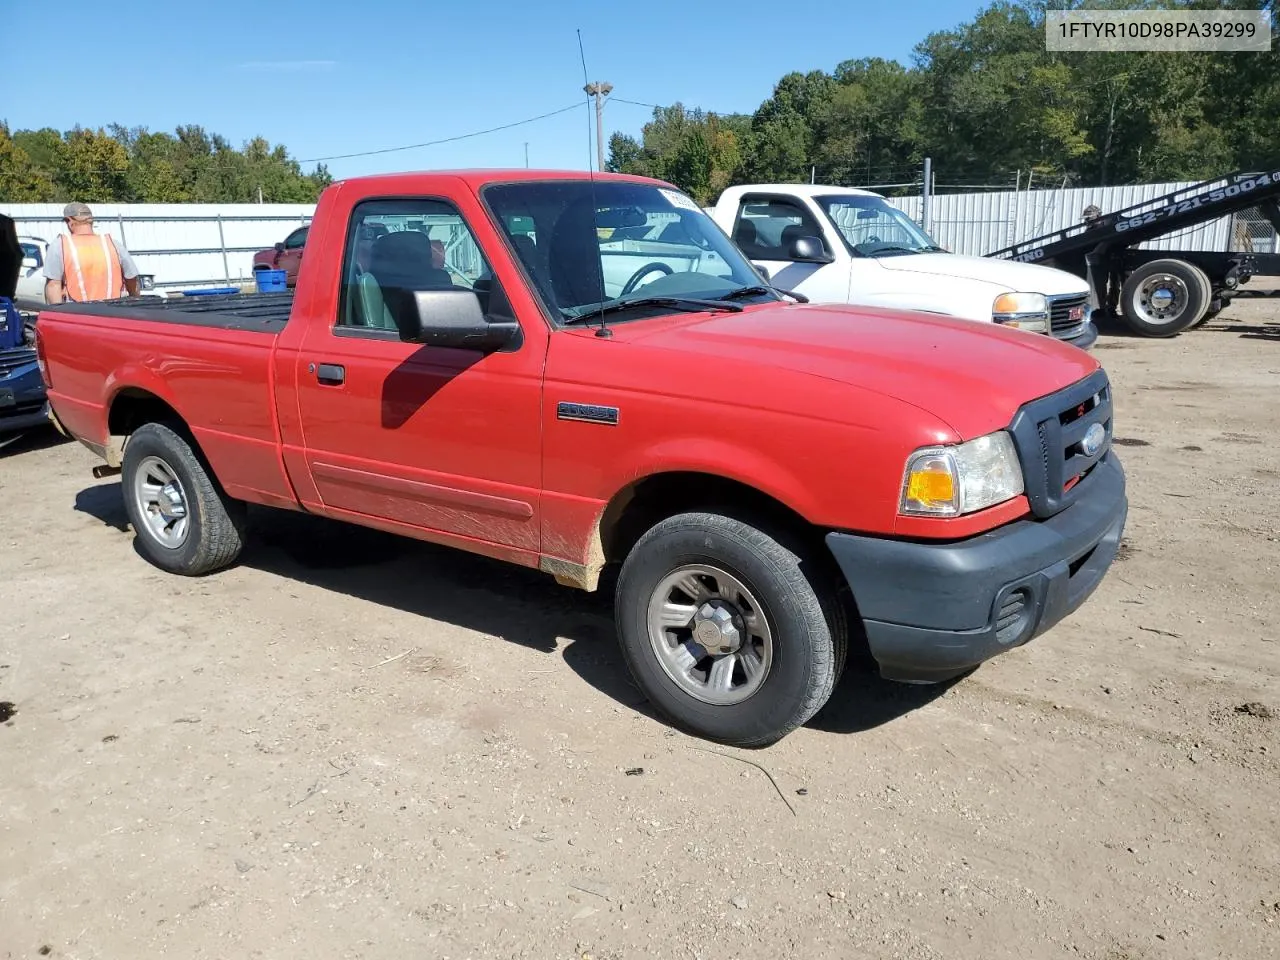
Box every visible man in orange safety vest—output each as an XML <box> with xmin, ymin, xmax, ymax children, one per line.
<box><xmin>44</xmin><ymin>202</ymin><xmax>141</xmax><ymax>304</ymax></box>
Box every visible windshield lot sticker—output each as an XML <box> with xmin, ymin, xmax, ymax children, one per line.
<box><xmin>658</xmin><ymin>189</ymin><xmax>702</xmax><ymax>213</ymax></box>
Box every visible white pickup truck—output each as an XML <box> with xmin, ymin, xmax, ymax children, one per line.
<box><xmin>705</xmin><ymin>184</ymin><xmax>1097</xmax><ymax>349</ymax></box>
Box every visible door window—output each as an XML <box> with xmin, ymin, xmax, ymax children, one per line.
<box><xmin>284</xmin><ymin>226</ymin><xmax>309</xmax><ymax>250</ymax></box>
<box><xmin>732</xmin><ymin>197</ymin><xmax>829</xmax><ymax>261</ymax></box>
<box><xmin>337</xmin><ymin>198</ymin><xmax>494</xmax><ymax>335</ymax></box>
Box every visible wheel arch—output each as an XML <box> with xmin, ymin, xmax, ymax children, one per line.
<box><xmin>104</xmin><ymin>385</ymin><xmax>192</xmax><ymax>467</ymax></box>
<box><xmin>542</xmin><ymin>470</ymin><xmax>836</xmax><ymax>594</ymax></box>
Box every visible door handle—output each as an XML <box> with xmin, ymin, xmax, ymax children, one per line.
<box><xmin>315</xmin><ymin>363</ymin><xmax>345</xmax><ymax>385</ymax></box>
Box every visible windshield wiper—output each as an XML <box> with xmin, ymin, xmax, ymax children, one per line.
<box><xmin>719</xmin><ymin>284</ymin><xmax>810</xmax><ymax>304</ymax></box>
<box><xmin>866</xmin><ymin>245</ymin><xmax>927</xmax><ymax>256</ymax></box>
<box><xmin>563</xmin><ymin>295</ymin><xmax>745</xmax><ymax>325</ymax></box>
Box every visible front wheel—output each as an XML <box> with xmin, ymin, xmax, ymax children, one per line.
<box><xmin>615</xmin><ymin>512</ymin><xmax>847</xmax><ymax>747</ymax></box>
<box><xmin>121</xmin><ymin>422</ymin><xmax>247</xmax><ymax>576</ymax></box>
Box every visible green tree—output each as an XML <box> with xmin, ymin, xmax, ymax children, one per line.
<box><xmin>56</xmin><ymin>127</ymin><xmax>130</xmax><ymax>201</ymax></box>
<box><xmin>0</xmin><ymin>123</ymin><xmax>56</xmax><ymax>201</ymax></box>
<box><xmin>0</xmin><ymin>122</ymin><xmax>331</xmax><ymax>203</ymax></box>
<box><xmin>606</xmin><ymin>105</ymin><xmax>750</xmax><ymax>202</ymax></box>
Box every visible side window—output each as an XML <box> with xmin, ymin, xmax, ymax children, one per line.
<box><xmin>732</xmin><ymin>197</ymin><xmax>827</xmax><ymax>261</ymax></box>
<box><xmin>338</xmin><ymin>198</ymin><xmax>494</xmax><ymax>334</ymax></box>
<box><xmin>284</xmin><ymin>226</ymin><xmax>309</xmax><ymax>250</ymax></box>
<box><xmin>21</xmin><ymin>243</ymin><xmax>42</xmax><ymax>267</ymax></box>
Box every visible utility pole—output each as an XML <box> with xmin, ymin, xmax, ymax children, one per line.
<box><xmin>921</xmin><ymin>157</ymin><xmax>933</xmax><ymax>235</ymax></box>
<box><xmin>583</xmin><ymin>80</ymin><xmax>612</xmax><ymax>172</ymax></box>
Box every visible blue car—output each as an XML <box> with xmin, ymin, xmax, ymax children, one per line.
<box><xmin>1</xmin><ymin>214</ymin><xmax>50</xmax><ymax>444</ymax></box>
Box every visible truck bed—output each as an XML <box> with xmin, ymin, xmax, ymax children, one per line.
<box><xmin>38</xmin><ymin>289</ymin><xmax>299</xmax><ymax>511</ymax></box>
<box><xmin>47</xmin><ymin>291</ymin><xmax>293</xmax><ymax>334</ymax></box>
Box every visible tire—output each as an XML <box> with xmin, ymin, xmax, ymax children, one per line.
<box><xmin>614</xmin><ymin>511</ymin><xmax>847</xmax><ymax>747</ymax></box>
<box><xmin>120</xmin><ymin>422</ymin><xmax>247</xmax><ymax>576</ymax></box>
<box><xmin>1195</xmin><ymin>295</ymin><xmax>1226</xmax><ymax>326</ymax></box>
<box><xmin>1119</xmin><ymin>259</ymin><xmax>1210</xmax><ymax>337</ymax></box>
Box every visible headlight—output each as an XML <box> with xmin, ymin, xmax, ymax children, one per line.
<box><xmin>139</xmin><ymin>275</ymin><xmax>156</xmax><ymax>291</ymax></box>
<box><xmin>992</xmin><ymin>292</ymin><xmax>1049</xmax><ymax>333</ymax></box>
<box><xmin>900</xmin><ymin>431</ymin><xmax>1025</xmax><ymax>517</ymax></box>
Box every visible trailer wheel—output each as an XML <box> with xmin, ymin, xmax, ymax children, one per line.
<box><xmin>1119</xmin><ymin>259</ymin><xmax>1210</xmax><ymax>337</ymax></box>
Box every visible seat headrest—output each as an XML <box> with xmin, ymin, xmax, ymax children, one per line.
<box><xmin>370</xmin><ymin>230</ymin><xmax>452</xmax><ymax>290</ymax></box>
<box><xmin>733</xmin><ymin>219</ymin><xmax>758</xmax><ymax>246</ymax></box>
<box><xmin>780</xmin><ymin>223</ymin><xmax>811</xmax><ymax>246</ymax></box>
<box><xmin>548</xmin><ymin>201</ymin><xmax>605</xmax><ymax>308</ymax></box>
<box><xmin>371</xmin><ymin>230</ymin><xmax>433</xmax><ymax>279</ymax></box>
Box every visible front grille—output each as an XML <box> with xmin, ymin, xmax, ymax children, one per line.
<box><xmin>1047</xmin><ymin>293</ymin><xmax>1090</xmax><ymax>340</ymax></box>
<box><xmin>0</xmin><ymin>348</ymin><xmax>38</xmax><ymax>379</ymax></box>
<box><xmin>1008</xmin><ymin>369</ymin><xmax>1113</xmax><ymax>519</ymax></box>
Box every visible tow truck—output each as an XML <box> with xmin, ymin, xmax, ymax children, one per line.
<box><xmin>987</xmin><ymin>168</ymin><xmax>1280</xmax><ymax>336</ymax></box>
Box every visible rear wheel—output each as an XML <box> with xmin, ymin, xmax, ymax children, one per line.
<box><xmin>1119</xmin><ymin>259</ymin><xmax>1210</xmax><ymax>337</ymax></box>
<box><xmin>615</xmin><ymin>511</ymin><xmax>847</xmax><ymax>747</ymax></box>
<box><xmin>121</xmin><ymin>422</ymin><xmax>246</xmax><ymax>576</ymax></box>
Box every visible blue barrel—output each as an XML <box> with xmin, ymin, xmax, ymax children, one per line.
<box><xmin>255</xmin><ymin>269</ymin><xmax>288</xmax><ymax>293</ymax></box>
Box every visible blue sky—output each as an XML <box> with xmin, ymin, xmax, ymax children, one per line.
<box><xmin>8</xmin><ymin>0</ymin><xmax>988</xmax><ymax>181</ymax></box>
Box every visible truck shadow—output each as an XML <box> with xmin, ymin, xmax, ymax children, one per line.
<box><xmin>0</xmin><ymin>427</ymin><xmax>70</xmax><ymax>458</ymax></box>
<box><xmin>74</xmin><ymin>483</ymin><xmax>948</xmax><ymax>737</ymax></box>
<box><xmin>1205</xmin><ymin>320</ymin><xmax>1280</xmax><ymax>340</ymax></box>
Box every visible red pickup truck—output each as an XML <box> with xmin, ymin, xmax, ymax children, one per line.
<box><xmin>36</xmin><ymin>169</ymin><xmax>1127</xmax><ymax>746</ymax></box>
<box><xmin>251</xmin><ymin>224</ymin><xmax>309</xmax><ymax>286</ymax></box>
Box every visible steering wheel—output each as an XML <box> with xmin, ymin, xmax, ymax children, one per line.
<box><xmin>620</xmin><ymin>261</ymin><xmax>674</xmax><ymax>296</ymax></box>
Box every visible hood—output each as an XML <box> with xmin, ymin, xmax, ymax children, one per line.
<box><xmin>625</xmin><ymin>302</ymin><xmax>1100</xmax><ymax>440</ymax></box>
<box><xmin>874</xmin><ymin>251</ymin><xmax>1088</xmax><ymax>296</ymax></box>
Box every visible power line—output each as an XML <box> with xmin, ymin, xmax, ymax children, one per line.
<box><xmin>297</xmin><ymin>102</ymin><xmax>585</xmax><ymax>164</ymax></box>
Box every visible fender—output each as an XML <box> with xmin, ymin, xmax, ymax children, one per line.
<box><xmin>100</xmin><ymin>364</ymin><xmax>189</xmax><ymax>466</ymax></box>
<box><xmin>613</xmin><ymin>435</ymin><xmax>823</xmax><ymax>521</ymax></box>
<box><xmin>539</xmin><ymin>435</ymin><xmax>838</xmax><ymax>592</ymax></box>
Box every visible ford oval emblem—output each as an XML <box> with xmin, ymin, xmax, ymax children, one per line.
<box><xmin>1082</xmin><ymin>422</ymin><xmax>1106</xmax><ymax>457</ymax></box>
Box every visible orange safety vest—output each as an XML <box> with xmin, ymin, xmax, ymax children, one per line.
<box><xmin>60</xmin><ymin>233</ymin><xmax>123</xmax><ymax>302</ymax></box>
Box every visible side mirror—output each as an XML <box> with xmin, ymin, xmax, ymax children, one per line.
<box><xmin>787</xmin><ymin>235</ymin><xmax>834</xmax><ymax>264</ymax></box>
<box><xmin>399</xmin><ymin>289</ymin><xmax>519</xmax><ymax>352</ymax></box>
<box><xmin>274</xmin><ymin>242</ymin><xmax>285</xmax><ymax>253</ymax></box>
<box><xmin>22</xmin><ymin>255</ymin><xmax>39</xmax><ymax>270</ymax></box>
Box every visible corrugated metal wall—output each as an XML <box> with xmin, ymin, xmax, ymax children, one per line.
<box><xmin>886</xmin><ymin>179</ymin><xmax>1256</xmax><ymax>257</ymax></box>
<box><xmin>1</xmin><ymin>203</ymin><xmax>315</xmax><ymax>290</ymax></box>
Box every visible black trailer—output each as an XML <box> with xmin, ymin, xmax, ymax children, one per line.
<box><xmin>986</xmin><ymin>169</ymin><xmax>1280</xmax><ymax>337</ymax></box>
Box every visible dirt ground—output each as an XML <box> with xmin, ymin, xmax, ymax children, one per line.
<box><xmin>2</xmin><ymin>296</ymin><xmax>1278</xmax><ymax>960</ymax></box>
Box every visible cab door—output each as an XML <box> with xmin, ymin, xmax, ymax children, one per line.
<box><xmin>728</xmin><ymin>194</ymin><xmax>849</xmax><ymax>303</ymax></box>
<box><xmin>290</xmin><ymin>186</ymin><xmax>545</xmax><ymax>563</ymax></box>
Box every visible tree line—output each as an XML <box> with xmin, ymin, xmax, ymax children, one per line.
<box><xmin>607</xmin><ymin>0</ymin><xmax>1280</xmax><ymax>204</ymax></box>
<box><xmin>0</xmin><ymin>123</ymin><xmax>332</xmax><ymax>204</ymax></box>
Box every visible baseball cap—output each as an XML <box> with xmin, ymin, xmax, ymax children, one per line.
<box><xmin>63</xmin><ymin>202</ymin><xmax>94</xmax><ymax>220</ymax></box>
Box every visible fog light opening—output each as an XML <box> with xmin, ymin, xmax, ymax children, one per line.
<box><xmin>995</xmin><ymin>587</ymin><xmax>1034</xmax><ymax>646</ymax></box>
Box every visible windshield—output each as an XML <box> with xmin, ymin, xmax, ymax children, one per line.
<box><xmin>483</xmin><ymin>180</ymin><xmax>773</xmax><ymax>323</ymax></box>
<box><xmin>816</xmin><ymin>194</ymin><xmax>942</xmax><ymax>257</ymax></box>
